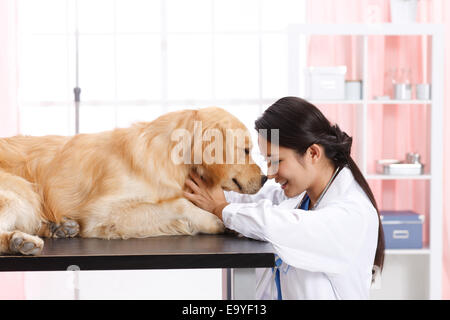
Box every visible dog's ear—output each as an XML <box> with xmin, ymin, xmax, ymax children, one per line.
<box><xmin>223</xmin><ymin>127</ymin><xmax>252</xmax><ymax>165</ymax></box>
<box><xmin>190</xmin><ymin>120</ymin><xmax>225</xmax><ymax>166</ymax></box>
<box><xmin>202</xmin><ymin>128</ymin><xmax>224</xmax><ymax>165</ymax></box>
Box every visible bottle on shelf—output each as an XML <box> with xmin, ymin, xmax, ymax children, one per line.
<box><xmin>394</xmin><ymin>67</ymin><xmax>412</xmax><ymax>100</ymax></box>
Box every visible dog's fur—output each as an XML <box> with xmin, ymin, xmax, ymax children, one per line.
<box><xmin>0</xmin><ymin>107</ymin><xmax>264</xmax><ymax>255</ymax></box>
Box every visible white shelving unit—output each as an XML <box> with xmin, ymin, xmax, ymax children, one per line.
<box><xmin>287</xmin><ymin>24</ymin><xmax>444</xmax><ymax>299</ymax></box>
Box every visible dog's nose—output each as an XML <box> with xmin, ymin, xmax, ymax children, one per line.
<box><xmin>261</xmin><ymin>175</ymin><xmax>268</xmax><ymax>186</ymax></box>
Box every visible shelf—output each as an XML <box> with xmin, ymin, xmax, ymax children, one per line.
<box><xmin>385</xmin><ymin>247</ymin><xmax>430</xmax><ymax>255</ymax></box>
<box><xmin>288</xmin><ymin>22</ymin><xmax>444</xmax><ymax>299</ymax></box>
<box><xmin>366</xmin><ymin>174</ymin><xmax>431</xmax><ymax>180</ymax></box>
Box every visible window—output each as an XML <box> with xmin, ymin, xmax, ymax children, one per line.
<box><xmin>18</xmin><ymin>0</ymin><xmax>306</xmax><ymax>136</ymax></box>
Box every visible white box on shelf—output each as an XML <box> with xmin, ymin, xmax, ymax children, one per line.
<box><xmin>305</xmin><ymin>66</ymin><xmax>347</xmax><ymax>100</ymax></box>
<box><xmin>376</xmin><ymin>159</ymin><xmax>424</xmax><ymax>175</ymax></box>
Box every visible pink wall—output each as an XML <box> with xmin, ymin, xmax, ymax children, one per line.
<box><xmin>440</xmin><ymin>0</ymin><xmax>450</xmax><ymax>302</ymax></box>
<box><xmin>306</xmin><ymin>0</ymin><xmax>450</xmax><ymax>299</ymax></box>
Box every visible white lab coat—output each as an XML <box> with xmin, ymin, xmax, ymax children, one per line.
<box><xmin>223</xmin><ymin>167</ymin><xmax>379</xmax><ymax>300</ymax></box>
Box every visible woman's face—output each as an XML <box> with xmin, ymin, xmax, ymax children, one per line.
<box><xmin>258</xmin><ymin>137</ymin><xmax>313</xmax><ymax>198</ymax></box>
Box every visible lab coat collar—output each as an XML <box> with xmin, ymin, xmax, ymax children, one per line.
<box><xmin>312</xmin><ymin>166</ymin><xmax>353</xmax><ymax>211</ymax></box>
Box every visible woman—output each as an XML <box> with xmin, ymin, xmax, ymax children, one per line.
<box><xmin>184</xmin><ymin>96</ymin><xmax>384</xmax><ymax>300</ymax></box>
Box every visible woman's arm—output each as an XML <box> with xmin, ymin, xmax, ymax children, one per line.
<box><xmin>224</xmin><ymin>180</ymin><xmax>287</xmax><ymax>205</ymax></box>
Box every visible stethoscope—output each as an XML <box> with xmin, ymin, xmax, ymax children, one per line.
<box><xmin>296</xmin><ymin>166</ymin><xmax>342</xmax><ymax>210</ymax></box>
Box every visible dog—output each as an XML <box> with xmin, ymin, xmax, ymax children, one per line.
<box><xmin>0</xmin><ymin>107</ymin><xmax>266</xmax><ymax>255</ymax></box>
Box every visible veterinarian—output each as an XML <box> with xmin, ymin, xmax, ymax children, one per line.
<box><xmin>184</xmin><ymin>96</ymin><xmax>384</xmax><ymax>300</ymax></box>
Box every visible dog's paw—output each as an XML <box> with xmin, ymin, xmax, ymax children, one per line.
<box><xmin>9</xmin><ymin>231</ymin><xmax>44</xmax><ymax>255</ymax></box>
<box><xmin>203</xmin><ymin>218</ymin><xmax>225</xmax><ymax>234</ymax></box>
<box><xmin>50</xmin><ymin>217</ymin><xmax>80</xmax><ymax>238</ymax></box>
<box><xmin>215</xmin><ymin>219</ymin><xmax>226</xmax><ymax>233</ymax></box>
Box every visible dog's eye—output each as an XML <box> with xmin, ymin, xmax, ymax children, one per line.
<box><xmin>244</xmin><ymin>148</ymin><xmax>249</xmax><ymax>155</ymax></box>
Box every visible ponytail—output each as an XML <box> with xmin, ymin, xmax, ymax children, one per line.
<box><xmin>327</xmin><ymin>123</ymin><xmax>385</xmax><ymax>273</ymax></box>
<box><xmin>347</xmin><ymin>157</ymin><xmax>385</xmax><ymax>273</ymax></box>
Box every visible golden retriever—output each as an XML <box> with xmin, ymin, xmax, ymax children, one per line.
<box><xmin>0</xmin><ymin>107</ymin><xmax>265</xmax><ymax>255</ymax></box>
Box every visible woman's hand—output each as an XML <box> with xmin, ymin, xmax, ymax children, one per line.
<box><xmin>183</xmin><ymin>171</ymin><xmax>229</xmax><ymax>220</ymax></box>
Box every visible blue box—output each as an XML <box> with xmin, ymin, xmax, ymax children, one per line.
<box><xmin>380</xmin><ymin>211</ymin><xmax>424</xmax><ymax>249</ymax></box>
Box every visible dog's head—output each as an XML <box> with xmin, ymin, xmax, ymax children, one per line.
<box><xmin>171</xmin><ymin>107</ymin><xmax>266</xmax><ymax>194</ymax></box>
<box><xmin>195</xmin><ymin>107</ymin><xmax>266</xmax><ymax>194</ymax></box>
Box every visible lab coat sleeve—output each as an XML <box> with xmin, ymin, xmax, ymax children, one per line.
<box><xmin>222</xmin><ymin>199</ymin><xmax>371</xmax><ymax>275</ymax></box>
<box><xmin>224</xmin><ymin>181</ymin><xmax>288</xmax><ymax>205</ymax></box>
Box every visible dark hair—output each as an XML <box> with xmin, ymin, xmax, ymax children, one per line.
<box><xmin>255</xmin><ymin>96</ymin><xmax>385</xmax><ymax>274</ymax></box>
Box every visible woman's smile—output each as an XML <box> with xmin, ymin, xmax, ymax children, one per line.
<box><xmin>275</xmin><ymin>178</ymin><xmax>288</xmax><ymax>189</ymax></box>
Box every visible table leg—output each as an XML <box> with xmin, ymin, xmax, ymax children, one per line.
<box><xmin>67</xmin><ymin>265</ymin><xmax>80</xmax><ymax>300</ymax></box>
<box><xmin>223</xmin><ymin>268</ymin><xmax>256</xmax><ymax>300</ymax></box>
